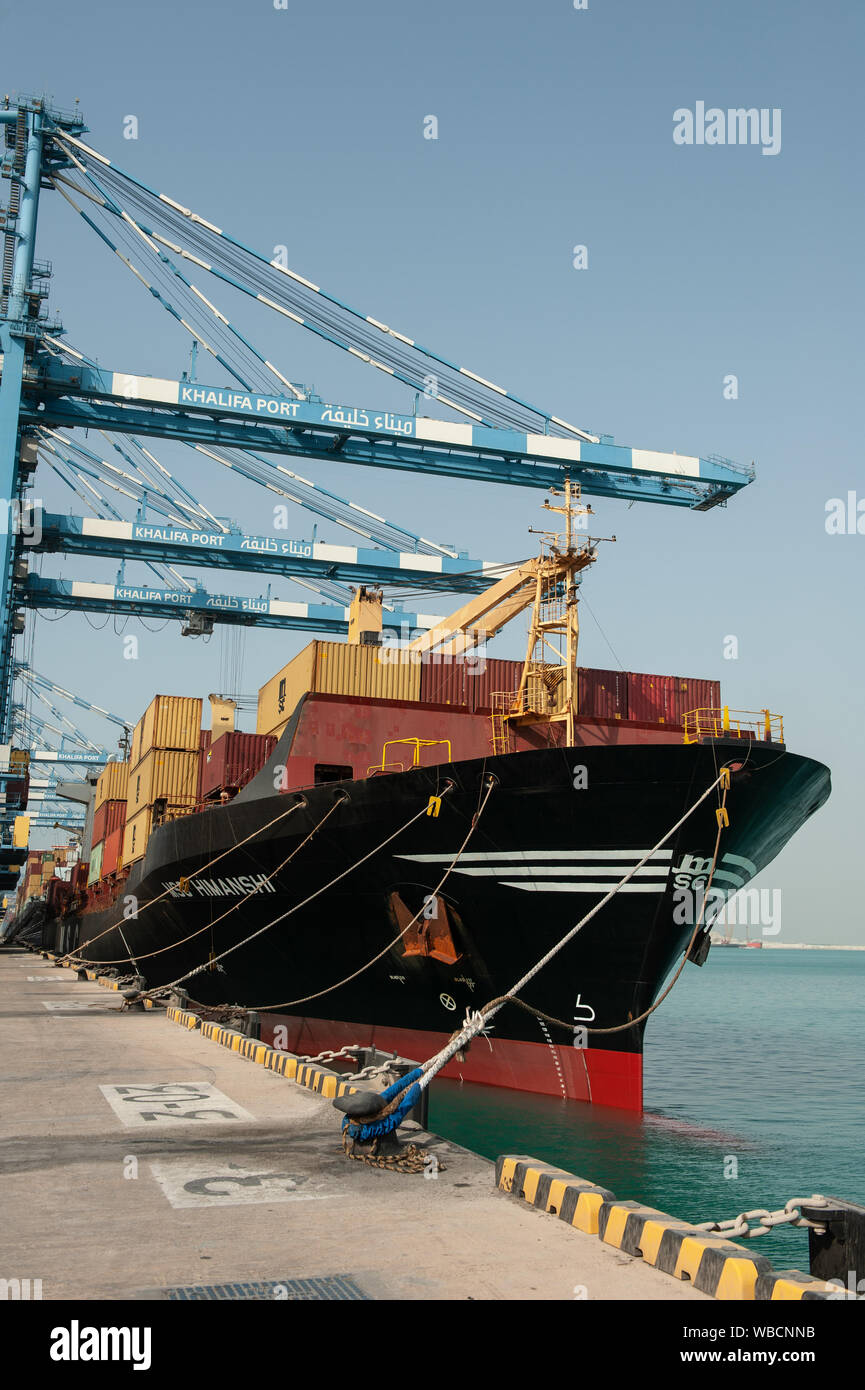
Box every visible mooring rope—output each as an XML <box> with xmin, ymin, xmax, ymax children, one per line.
<box><xmin>137</xmin><ymin>785</ymin><xmax>458</xmax><ymax>1001</ymax></box>
<box><xmin>344</xmin><ymin>768</ymin><xmax>731</xmax><ymax>1142</ymax></box>
<box><xmin>495</xmin><ymin>771</ymin><xmax>730</xmax><ymax>1037</ymax></box>
<box><xmin>59</xmin><ymin>796</ymin><xmax>307</xmax><ymax>965</ymax></box>
<box><xmin>87</xmin><ymin>796</ymin><xmax>342</xmax><ymax>968</ymax></box>
<box><xmin>234</xmin><ymin>776</ymin><xmax>495</xmax><ymax>1012</ymax></box>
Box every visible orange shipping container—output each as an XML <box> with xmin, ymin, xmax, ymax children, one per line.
<box><xmin>132</xmin><ymin>695</ymin><xmax>202</xmax><ymax>764</ymax></box>
<box><xmin>95</xmin><ymin>759</ymin><xmax>129</xmax><ymax>809</ymax></box>
<box><xmin>126</xmin><ymin>749</ymin><xmax>199</xmax><ymax>814</ymax></box>
<box><xmin>256</xmin><ymin>640</ymin><xmax>420</xmax><ymax>738</ymax></box>
<box><xmin>122</xmin><ymin>806</ymin><xmax>153</xmax><ymax>865</ymax></box>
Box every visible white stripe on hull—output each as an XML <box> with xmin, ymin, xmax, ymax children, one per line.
<box><xmin>446</xmin><ymin>865</ymin><xmax>669</xmax><ymax>878</ymax></box>
<box><xmin>505</xmin><ymin>882</ymin><xmax>665</xmax><ymax>893</ymax></box>
<box><xmin>396</xmin><ymin>849</ymin><xmax>673</xmax><ymax>863</ymax></box>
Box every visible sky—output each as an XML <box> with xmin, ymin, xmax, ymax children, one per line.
<box><xmin>2</xmin><ymin>0</ymin><xmax>863</xmax><ymax>940</ymax></box>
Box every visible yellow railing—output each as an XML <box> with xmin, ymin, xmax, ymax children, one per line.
<box><xmin>492</xmin><ymin>672</ymin><xmax>565</xmax><ymax>721</ymax></box>
<box><xmin>683</xmin><ymin>707</ymin><xmax>785</xmax><ymax>745</ymax></box>
<box><xmin>367</xmin><ymin>737</ymin><xmax>452</xmax><ymax>776</ymax></box>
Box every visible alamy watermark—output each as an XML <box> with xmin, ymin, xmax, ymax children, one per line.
<box><xmin>0</xmin><ymin>498</ymin><xmax>42</xmax><ymax>545</ymax></box>
<box><xmin>674</xmin><ymin>884</ymin><xmax>781</xmax><ymax>936</ymax></box>
<box><xmin>673</xmin><ymin>103</ymin><xmax>781</xmax><ymax>157</ymax></box>
<box><xmin>825</xmin><ymin>493</ymin><xmax>865</xmax><ymax>534</ymax></box>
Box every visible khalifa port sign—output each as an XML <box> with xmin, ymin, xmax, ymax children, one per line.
<box><xmin>105</xmin><ymin>371</ymin><xmax>599</xmax><ymax>468</ymax></box>
<box><xmin>37</xmin><ymin>363</ymin><xmax>745</xmax><ymax>496</ymax></box>
<box><xmin>116</xmin><ymin>373</ymin><xmax>421</xmax><ymax>439</ymax></box>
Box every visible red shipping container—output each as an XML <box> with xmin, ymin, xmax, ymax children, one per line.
<box><xmin>419</xmin><ymin>655</ymin><xmax>526</xmax><ymax>711</ymax></box>
<box><xmin>626</xmin><ymin>672</ymin><xmax>679</xmax><ymax>724</ymax></box>
<box><xmin>102</xmin><ymin>825</ymin><xmax>123</xmax><ymax>878</ymax></box>
<box><xmin>577</xmin><ymin>667</ymin><xmax>629</xmax><ymax>720</ymax></box>
<box><xmin>671</xmin><ymin>676</ymin><xmax>721</xmax><ymax>726</ymax></box>
<box><xmin>200</xmin><ymin>731</ymin><xmax>277</xmax><ymax>800</ymax></box>
<box><xmin>91</xmin><ymin>798</ymin><xmax>126</xmax><ymax>845</ymax></box>
<box><xmin>200</xmin><ymin>728</ymin><xmax>212</xmax><ymax>751</ymax></box>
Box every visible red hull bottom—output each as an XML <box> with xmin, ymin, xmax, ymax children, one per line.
<box><xmin>260</xmin><ymin>1014</ymin><xmax>643</xmax><ymax>1112</ymax></box>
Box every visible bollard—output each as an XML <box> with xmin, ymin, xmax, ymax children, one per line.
<box><xmin>354</xmin><ymin>1048</ymin><xmax>429</xmax><ymax>1130</ymax></box>
<box><xmin>803</xmin><ymin>1197</ymin><xmax>865</xmax><ymax>1294</ymax></box>
<box><xmin>245</xmin><ymin>1010</ymin><xmax>261</xmax><ymax>1040</ymax></box>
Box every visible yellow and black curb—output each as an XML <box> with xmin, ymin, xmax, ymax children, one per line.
<box><xmin>497</xmin><ymin>1155</ymin><xmax>614</xmax><ymax>1234</ymax></box>
<box><xmin>496</xmin><ymin>1155</ymin><xmax>846</xmax><ymax>1301</ymax></box>
<box><xmin>165</xmin><ymin>1006</ymin><xmax>360</xmax><ymax>1103</ymax></box>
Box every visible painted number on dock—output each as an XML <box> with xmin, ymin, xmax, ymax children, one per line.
<box><xmin>99</xmin><ymin>1082</ymin><xmax>254</xmax><ymax>1127</ymax></box>
<box><xmin>149</xmin><ymin>1159</ymin><xmax>335</xmax><ymax>1209</ymax></box>
<box><xmin>41</xmin><ymin>1000</ymin><xmax>109</xmax><ymax>1010</ymax></box>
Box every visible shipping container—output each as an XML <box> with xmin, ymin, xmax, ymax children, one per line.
<box><xmin>5</xmin><ymin>775</ymin><xmax>29</xmax><ymax>809</ymax></box>
<box><xmin>418</xmin><ymin>655</ymin><xmax>617</xmax><ymax>716</ymax></box>
<box><xmin>92</xmin><ymin>798</ymin><xmax>126</xmax><ymax>846</ymax></box>
<box><xmin>625</xmin><ymin>671</ymin><xmax>721</xmax><ymax>726</ymax></box>
<box><xmin>87</xmin><ymin>841</ymin><xmax>104</xmax><ymax>885</ymax></box>
<box><xmin>102</xmin><ymin>825</ymin><xmax>123</xmax><ymax>878</ymax></box>
<box><xmin>131</xmin><ymin>695</ymin><xmax>202</xmax><ymax>764</ymax></box>
<box><xmin>126</xmin><ymin>748</ymin><xmax>200</xmax><ymax>814</ymax></box>
<box><xmin>418</xmin><ymin>655</ymin><xmax>525</xmax><ymax>711</ymax></box>
<box><xmin>208</xmin><ymin>695</ymin><xmax>236</xmax><ymax>743</ymax></box>
<box><xmin>626</xmin><ymin>672</ymin><xmax>679</xmax><ymax>724</ymax></box>
<box><xmin>578</xmin><ymin>667</ymin><xmax>629</xmax><ymax>720</ymax></box>
<box><xmin>122</xmin><ymin>806</ymin><xmax>153</xmax><ymax>865</ymax></box>
<box><xmin>95</xmin><ymin>759</ymin><xmax>129</xmax><ymax>809</ymax></box>
<box><xmin>257</xmin><ymin>641</ymin><xmax>420</xmax><ymax>738</ymax></box>
<box><xmin>671</xmin><ymin>676</ymin><xmax>722</xmax><ymax>726</ymax></box>
<box><xmin>200</xmin><ymin>731</ymin><xmax>277</xmax><ymax>800</ymax></box>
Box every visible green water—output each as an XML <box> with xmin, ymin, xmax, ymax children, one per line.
<box><xmin>428</xmin><ymin>949</ymin><xmax>865</xmax><ymax>1270</ymax></box>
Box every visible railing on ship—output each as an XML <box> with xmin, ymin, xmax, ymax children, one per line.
<box><xmin>367</xmin><ymin>737</ymin><xmax>452</xmax><ymax>776</ymax></box>
<box><xmin>683</xmin><ymin>707</ymin><xmax>785</xmax><ymax>745</ymax></box>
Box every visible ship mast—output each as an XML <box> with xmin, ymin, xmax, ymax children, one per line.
<box><xmin>408</xmin><ymin>480</ymin><xmax>611</xmax><ymax>751</ymax></box>
<box><xmin>508</xmin><ymin>479</ymin><xmax>602</xmax><ymax>745</ymax></box>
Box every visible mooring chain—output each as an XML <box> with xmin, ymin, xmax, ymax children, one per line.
<box><xmin>295</xmin><ymin>1044</ymin><xmax>364</xmax><ymax>1065</ymax></box>
<box><xmin>351</xmin><ymin>1064</ymin><xmax>398</xmax><ymax>1083</ymax></box>
<box><xmin>696</xmin><ymin>1195</ymin><xmax>829</xmax><ymax>1240</ymax></box>
<box><xmin>294</xmin><ymin>1044</ymin><xmax>398</xmax><ymax>1083</ymax></box>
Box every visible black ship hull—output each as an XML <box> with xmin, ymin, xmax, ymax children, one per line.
<box><xmin>53</xmin><ymin>740</ymin><xmax>827</xmax><ymax>1109</ymax></box>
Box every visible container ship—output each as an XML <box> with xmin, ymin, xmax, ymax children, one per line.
<box><xmin>10</xmin><ymin>501</ymin><xmax>830</xmax><ymax>1110</ymax></box>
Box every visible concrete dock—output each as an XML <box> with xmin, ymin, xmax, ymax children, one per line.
<box><xmin>0</xmin><ymin>945</ymin><xmax>714</xmax><ymax>1301</ymax></box>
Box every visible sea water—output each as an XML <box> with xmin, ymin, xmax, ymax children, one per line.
<box><xmin>428</xmin><ymin>949</ymin><xmax>865</xmax><ymax>1272</ymax></box>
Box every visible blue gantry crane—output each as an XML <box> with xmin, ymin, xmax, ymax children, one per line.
<box><xmin>0</xmin><ymin>95</ymin><xmax>754</xmax><ymax>850</ymax></box>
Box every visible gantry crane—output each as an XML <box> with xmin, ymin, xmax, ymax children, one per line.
<box><xmin>0</xmin><ymin>95</ymin><xmax>754</xmax><ymax>851</ymax></box>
